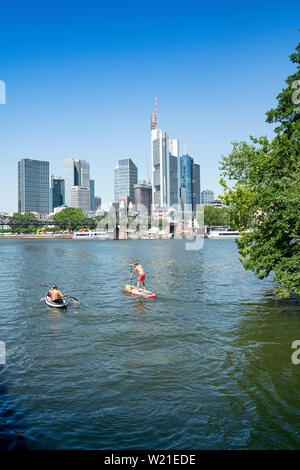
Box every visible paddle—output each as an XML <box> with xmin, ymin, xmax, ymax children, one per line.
<box><xmin>40</xmin><ymin>284</ymin><xmax>79</xmax><ymax>302</ymax></box>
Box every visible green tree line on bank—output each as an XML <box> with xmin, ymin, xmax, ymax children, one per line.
<box><xmin>0</xmin><ymin>208</ymin><xmax>106</xmax><ymax>233</ymax></box>
<box><xmin>219</xmin><ymin>41</ymin><xmax>300</xmax><ymax>297</ymax></box>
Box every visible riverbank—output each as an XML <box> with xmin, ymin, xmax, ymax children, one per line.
<box><xmin>0</xmin><ymin>234</ymin><xmax>73</xmax><ymax>239</ymax></box>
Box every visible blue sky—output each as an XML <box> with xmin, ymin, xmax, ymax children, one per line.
<box><xmin>0</xmin><ymin>0</ymin><xmax>299</xmax><ymax>212</ymax></box>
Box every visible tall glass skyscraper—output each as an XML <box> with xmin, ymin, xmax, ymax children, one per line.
<box><xmin>192</xmin><ymin>163</ymin><xmax>200</xmax><ymax>210</ymax></box>
<box><xmin>114</xmin><ymin>158</ymin><xmax>138</xmax><ymax>203</ymax></box>
<box><xmin>64</xmin><ymin>159</ymin><xmax>90</xmax><ymax>206</ymax></box>
<box><xmin>179</xmin><ymin>154</ymin><xmax>201</xmax><ymax>212</ymax></box>
<box><xmin>18</xmin><ymin>158</ymin><xmax>50</xmax><ymax>214</ymax></box>
<box><xmin>151</xmin><ymin>101</ymin><xmax>179</xmax><ymax>209</ymax></box>
<box><xmin>89</xmin><ymin>179</ymin><xmax>95</xmax><ymax>211</ymax></box>
<box><xmin>151</xmin><ymin>129</ymin><xmax>179</xmax><ymax>209</ymax></box>
<box><xmin>50</xmin><ymin>176</ymin><xmax>65</xmax><ymax>211</ymax></box>
<box><xmin>180</xmin><ymin>155</ymin><xmax>193</xmax><ymax>208</ymax></box>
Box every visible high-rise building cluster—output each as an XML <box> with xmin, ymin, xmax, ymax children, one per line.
<box><xmin>17</xmin><ymin>157</ymin><xmax>101</xmax><ymax>216</ymax></box>
<box><xmin>16</xmin><ymin>98</ymin><xmax>217</xmax><ymax>218</ymax></box>
<box><xmin>112</xmin><ymin>100</ymin><xmax>204</xmax><ymax>216</ymax></box>
<box><xmin>150</xmin><ymin>99</ymin><xmax>201</xmax><ymax>214</ymax></box>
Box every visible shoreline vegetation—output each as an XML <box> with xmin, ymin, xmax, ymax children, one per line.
<box><xmin>219</xmin><ymin>40</ymin><xmax>300</xmax><ymax>298</ymax></box>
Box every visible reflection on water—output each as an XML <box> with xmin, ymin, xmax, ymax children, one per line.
<box><xmin>0</xmin><ymin>239</ymin><xmax>300</xmax><ymax>449</ymax></box>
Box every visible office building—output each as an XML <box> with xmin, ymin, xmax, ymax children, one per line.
<box><xmin>192</xmin><ymin>163</ymin><xmax>201</xmax><ymax>210</ymax></box>
<box><xmin>64</xmin><ymin>158</ymin><xmax>90</xmax><ymax>206</ymax></box>
<box><xmin>18</xmin><ymin>158</ymin><xmax>50</xmax><ymax>214</ymax></box>
<box><xmin>179</xmin><ymin>154</ymin><xmax>201</xmax><ymax>212</ymax></box>
<box><xmin>114</xmin><ymin>158</ymin><xmax>138</xmax><ymax>203</ymax></box>
<box><xmin>94</xmin><ymin>196</ymin><xmax>102</xmax><ymax>210</ymax></box>
<box><xmin>134</xmin><ymin>182</ymin><xmax>152</xmax><ymax>214</ymax></box>
<box><xmin>50</xmin><ymin>176</ymin><xmax>65</xmax><ymax>211</ymax></box>
<box><xmin>151</xmin><ymin>100</ymin><xmax>179</xmax><ymax>209</ymax></box>
<box><xmin>90</xmin><ymin>180</ymin><xmax>95</xmax><ymax>211</ymax></box>
<box><xmin>201</xmin><ymin>189</ymin><xmax>214</xmax><ymax>205</ymax></box>
<box><xmin>70</xmin><ymin>186</ymin><xmax>90</xmax><ymax>213</ymax></box>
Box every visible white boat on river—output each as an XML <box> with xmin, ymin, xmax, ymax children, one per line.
<box><xmin>207</xmin><ymin>229</ymin><xmax>241</xmax><ymax>239</ymax></box>
<box><xmin>72</xmin><ymin>230</ymin><xmax>110</xmax><ymax>240</ymax></box>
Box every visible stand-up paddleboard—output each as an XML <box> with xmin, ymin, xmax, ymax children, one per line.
<box><xmin>125</xmin><ymin>284</ymin><xmax>156</xmax><ymax>298</ymax></box>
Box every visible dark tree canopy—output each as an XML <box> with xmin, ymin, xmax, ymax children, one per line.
<box><xmin>220</xmin><ymin>41</ymin><xmax>300</xmax><ymax>297</ymax></box>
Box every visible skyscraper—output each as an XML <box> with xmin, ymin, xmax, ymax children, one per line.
<box><xmin>114</xmin><ymin>158</ymin><xmax>138</xmax><ymax>203</ymax></box>
<box><xmin>134</xmin><ymin>182</ymin><xmax>152</xmax><ymax>214</ymax></box>
<box><xmin>89</xmin><ymin>180</ymin><xmax>95</xmax><ymax>211</ymax></box>
<box><xmin>64</xmin><ymin>158</ymin><xmax>90</xmax><ymax>206</ymax></box>
<box><xmin>94</xmin><ymin>196</ymin><xmax>102</xmax><ymax>210</ymax></box>
<box><xmin>18</xmin><ymin>158</ymin><xmax>50</xmax><ymax>214</ymax></box>
<box><xmin>201</xmin><ymin>189</ymin><xmax>214</xmax><ymax>205</ymax></box>
<box><xmin>179</xmin><ymin>154</ymin><xmax>201</xmax><ymax>212</ymax></box>
<box><xmin>70</xmin><ymin>186</ymin><xmax>90</xmax><ymax>213</ymax></box>
<box><xmin>180</xmin><ymin>154</ymin><xmax>193</xmax><ymax>208</ymax></box>
<box><xmin>192</xmin><ymin>162</ymin><xmax>201</xmax><ymax>210</ymax></box>
<box><xmin>169</xmin><ymin>139</ymin><xmax>179</xmax><ymax>207</ymax></box>
<box><xmin>50</xmin><ymin>176</ymin><xmax>65</xmax><ymax>211</ymax></box>
<box><xmin>151</xmin><ymin>100</ymin><xmax>179</xmax><ymax>209</ymax></box>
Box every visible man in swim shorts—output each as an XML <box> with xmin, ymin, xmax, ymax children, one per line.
<box><xmin>49</xmin><ymin>284</ymin><xmax>67</xmax><ymax>304</ymax></box>
<box><xmin>131</xmin><ymin>262</ymin><xmax>146</xmax><ymax>292</ymax></box>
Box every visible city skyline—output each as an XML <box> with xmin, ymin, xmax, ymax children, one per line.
<box><xmin>14</xmin><ymin>142</ymin><xmax>204</xmax><ymax>216</ymax></box>
<box><xmin>1</xmin><ymin>2</ymin><xmax>299</xmax><ymax>212</ymax></box>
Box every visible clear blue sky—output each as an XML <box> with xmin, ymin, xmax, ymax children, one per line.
<box><xmin>0</xmin><ymin>0</ymin><xmax>299</xmax><ymax>212</ymax></box>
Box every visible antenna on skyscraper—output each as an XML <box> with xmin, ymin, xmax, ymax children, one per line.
<box><xmin>151</xmin><ymin>96</ymin><xmax>158</xmax><ymax>130</ymax></box>
<box><xmin>184</xmin><ymin>141</ymin><xmax>187</xmax><ymax>155</ymax></box>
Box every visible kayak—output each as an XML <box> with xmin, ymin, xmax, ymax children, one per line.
<box><xmin>125</xmin><ymin>284</ymin><xmax>156</xmax><ymax>298</ymax></box>
<box><xmin>44</xmin><ymin>295</ymin><xmax>68</xmax><ymax>308</ymax></box>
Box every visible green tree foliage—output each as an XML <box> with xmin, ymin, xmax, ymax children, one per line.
<box><xmin>9</xmin><ymin>212</ymin><xmax>39</xmax><ymax>233</ymax></box>
<box><xmin>52</xmin><ymin>207</ymin><xmax>97</xmax><ymax>231</ymax></box>
<box><xmin>204</xmin><ymin>205</ymin><xmax>231</xmax><ymax>227</ymax></box>
<box><xmin>220</xmin><ymin>42</ymin><xmax>300</xmax><ymax>297</ymax></box>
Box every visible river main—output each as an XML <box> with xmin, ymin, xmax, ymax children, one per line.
<box><xmin>0</xmin><ymin>239</ymin><xmax>300</xmax><ymax>449</ymax></box>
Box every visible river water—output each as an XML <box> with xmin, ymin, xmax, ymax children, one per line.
<box><xmin>0</xmin><ymin>238</ymin><xmax>300</xmax><ymax>449</ymax></box>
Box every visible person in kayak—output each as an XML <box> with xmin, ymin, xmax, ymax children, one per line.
<box><xmin>49</xmin><ymin>284</ymin><xmax>67</xmax><ymax>304</ymax></box>
<box><xmin>131</xmin><ymin>262</ymin><xmax>146</xmax><ymax>292</ymax></box>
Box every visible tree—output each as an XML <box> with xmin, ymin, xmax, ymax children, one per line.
<box><xmin>204</xmin><ymin>205</ymin><xmax>231</xmax><ymax>227</ymax></box>
<box><xmin>52</xmin><ymin>207</ymin><xmax>97</xmax><ymax>231</ymax></box>
<box><xmin>9</xmin><ymin>212</ymin><xmax>39</xmax><ymax>233</ymax></box>
<box><xmin>219</xmin><ymin>42</ymin><xmax>300</xmax><ymax>297</ymax></box>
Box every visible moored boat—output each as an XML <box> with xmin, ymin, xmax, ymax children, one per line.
<box><xmin>72</xmin><ymin>230</ymin><xmax>110</xmax><ymax>239</ymax></box>
<box><xmin>207</xmin><ymin>229</ymin><xmax>241</xmax><ymax>239</ymax></box>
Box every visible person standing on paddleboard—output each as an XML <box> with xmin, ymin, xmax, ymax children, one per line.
<box><xmin>131</xmin><ymin>262</ymin><xmax>146</xmax><ymax>292</ymax></box>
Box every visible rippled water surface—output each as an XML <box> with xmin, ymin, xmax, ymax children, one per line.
<box><xmin>0</xmin><ymin>239</ymin><xmax>300</xmax><ymax>449</ymax></box>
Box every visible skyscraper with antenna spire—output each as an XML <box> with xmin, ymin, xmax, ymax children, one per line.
<box><xmin>151</xmin><ymin>97</ymin><xmax>179</xmax><ymax>209</ymax></box>
<box><xmin>151</xmin><ymin>96</ymin><xmax>158</xmax><ymax>130</ymax></box>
